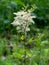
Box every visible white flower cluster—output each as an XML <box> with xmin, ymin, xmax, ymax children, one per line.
<box><xmin>11</xmin><ymin>11</ymin><xmax>36</xmax><ymax>32</ymax></box>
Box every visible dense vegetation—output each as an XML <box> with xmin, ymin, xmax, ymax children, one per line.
<box><xmin>0</xmin><ymin>0</ymin><xmax>49</xmax><ymax>65</ymax></box>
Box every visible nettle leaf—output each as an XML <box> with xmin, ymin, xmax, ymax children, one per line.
<box><xmin>28</xmin><ymin>38</ymin><xmax>33</xmax><ymax>43</ymax></box>
<box><xmin>33</xmin><ymin>62</ymin><xmax>38</xmax><ymax>65</ymax></box>
<box><xmin>21</xmin><ymin>35</ymin><xmax>25</xmax><ymax>41</ymax></box>
<box><xmin>13</xmin><ymin>52</ymin><xmax>22</xmax><ymax>59</ymax></box>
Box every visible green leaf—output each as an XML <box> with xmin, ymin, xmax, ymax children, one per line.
<box><xmin>28</xmin><ymin>38</ymin><xmax>33</xmax><ymax>43</ymax></box>
<box><xmin>33</xmin><ymin>62</ymin><xmax>38</xmax><ymax>65</ymax></box>
<box><xmin>21</xmin><ymin>35</ymin><xmax>25</xmax><ymax>40</ymax></box>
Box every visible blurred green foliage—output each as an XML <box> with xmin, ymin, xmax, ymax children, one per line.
<box><xmin>0</xmin><ymin>0</ymin><xmax>49</xmax><ymax>65</ymax></box>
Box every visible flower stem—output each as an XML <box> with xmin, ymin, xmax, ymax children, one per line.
<box><xmin>23</xmin><ymin>27</ymin><xmax>27</xmax><ymax>65</ymax></box>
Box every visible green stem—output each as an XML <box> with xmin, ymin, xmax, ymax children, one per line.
<box><xmin>23</xmin><ymin>27</ymin><xmax>27</xmax><ymax>65</ymax></box>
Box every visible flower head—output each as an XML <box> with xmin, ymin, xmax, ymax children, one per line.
<box><xmin>11</xmin><ymin>10</ymin><xmax>36</xmax><ymax>32</ymax></box>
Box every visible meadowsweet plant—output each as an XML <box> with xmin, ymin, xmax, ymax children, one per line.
<box><xmin>11</xmin><ymin>8</ymin><xmax>36</xmax><ymax>65</ymax></box>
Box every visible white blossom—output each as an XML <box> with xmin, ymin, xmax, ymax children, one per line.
<box><xmin>26</xmin><ymin>27</ymin><xmax>30</xmax><ymax>31</ymax></box>
<box><xmin>11</xmin><ymin>21</ymin><xmax>20</xmax><ymax>26</ymax></box>
<box><xmin>11</xmin><ymin>10</ymin><xmax>36</xmax><ymax>32</ymax></box>
<box><xmin>13</xmin><ymin>11</ymin><xmax>27</xmax><ymax>16</ymax></box>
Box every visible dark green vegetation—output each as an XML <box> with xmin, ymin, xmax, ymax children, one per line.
<box><xmin>0</xmin><ymin>0</ymin><xmax>49</xmax><ymax>65</ymax></box>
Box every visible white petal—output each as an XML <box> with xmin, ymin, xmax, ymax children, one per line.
<box><xmin>26</xmin><ymin>27</ymin><xmax>30</xmax><ymax>31</ymax></box>
<box><xmin>11</xmin><ymin>21</ymin><xmax>20</xmax><ymax>26</ymax></box>
<box><xmin>16</xmin><ymin>26</ymin><xmax>20</xmax><ymax>30</ymax></box>
<box><xmin>31</xmin><ymin>16</ymin><xmax>36</xmax><ymax>18</ymax></box>
<box><xmin>14</xmin><ymin>11</ymin><xmax>27</xmax><ymax>16</ymax></box>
